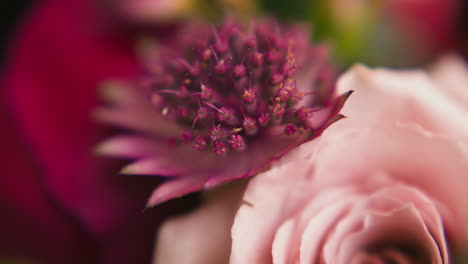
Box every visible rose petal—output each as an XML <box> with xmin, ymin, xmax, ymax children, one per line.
<box><xmin>229</xmin><ymin>153</ymin><xmax>318</xmax><ymax>263</ymax></box>
<box><xmin>336</xmin><ymin>65</ymin><xmax>468</xmax><ymax>142</ymax></box>
<box><xmin>272</xmin><ymin>187</ymin><xmax>359</xmax><ymax>263</ymax></box>
<box><xmin>313</xmin><ymin>120</ymin><xmax>468</xmax><ymax>248</ymax></box>
<box><xmin>430</xmin><ymin>54</ymin><xmax>468</xmax><ymax>107</ymax></box>
<box><xmin>299</xmin><ymin>198</ymin><xmax>356</xmax><ymax>264</ymax></box>
<box><xmin>365</xmin><ymin>186</ymin><xmax>449</xmax><ymax>262</ymax></box>
<box><xmin>335</xmin><ymin>204</ymin><xmax>443</xmax><ymax>263</ymax></box>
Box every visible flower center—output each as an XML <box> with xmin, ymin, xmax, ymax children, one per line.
<box><xmin>147</xmin><ymin>20</ymin><xmax>333</xmax><ymax>156</ymax></box>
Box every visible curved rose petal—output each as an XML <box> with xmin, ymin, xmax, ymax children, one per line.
<box><xmin>271</xmin><ymin>219</ymin><xmax>295</xmax><ymax>264</ymax></box>
<box><xmin>298</xmin><ymin>196</ymin><xmax>359</xmax><ymax>264</ymax></box>
<box><xmin>335</xmin><ymin>204</ymin><xmax>443</xmax><ymax>263</ymax></box>
<box><xmin>430</xmin><ymin>54</ymin><xmax>468</xmax><ymax>107</ymax></box>
<box><xmin>272</xmin><ymin>187</ymin><xmax>359</xmax><ymax>263</ymax></box>
<box><xmin>229</xmin><ymin>134</ymin><xmax>360</xmax><ymax>263</ymax></box>
<box><xmin>312</xmin><ymin>120</ymin><xmax>468</xmax><ymax>248</ymax></box>
<box><xmin>154</xmin><ymin>181</ymin><xmax>247</xmax><ymax>264</ymax></box>
<box><xmin>231</xmin><ymin>118</ymin><xmax>468</xmax><ymax>261</ymax></box>
<box><xmin>367</xmin><ymin>186</ymin><xmax>449</xmax><ymax>262</ymax></box>
<box><xmin>229</xmin><ymin>156</ymin><xmax>317</xmax><ymax>263</ymax></box>
<box><xmin>336</xmin><ymin>65</ymin><xmax>468</xmax><ymax>142</ymax></box>
<box><xmin>228</xmin><ymin>132</ymin><xmax>352</xmax><ymax>262</ymax></box>
<box><xmin>321</xmin><ymin>185</ymin><xmax>448</xmax><ymax>263</ymax></box>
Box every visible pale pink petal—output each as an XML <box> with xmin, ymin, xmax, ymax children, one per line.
<box><xmin>430</xmin><ymin>54</ymin><xmax>468</xmax><ymax>107</ymax></box>
<box><xmin>318</xmin><ymin>184</ymin><xmax>447</xmax><ymax>263</ymax></box>
<box><xmin>228</xmin><ymin>139</ymin><xmax>345</xmax><ymax>263</ymax></box>
<box><xmin>322</xmin><ymin>205</ymin><xmax>362</xmax><ymax>263</ymax></box>
<box><xmin>299</xmin><ymin>198</ymin><xmax>355</xmax><ymax>264</ymax></box>
<box><xmin>367</xmin><ymin>186</ymin><xmax>449</xmax><ymax>262</ymax></box>
<box><xmin>271</xmin><ymin>219</ymin><xmax>295</xmax><ymax>264</ymax></box>
<box><xmin>336</xmin><ymin>65</ymin><xmax>468</xmax><ymax>141</ymax></box>
<box><xmin>273</xmin><ymin>187</ymin><xmax>359</xmax><ymax>263</ymax></box>
<box><xmin>336</xmin><ymin>204</ymin><xmax>443</xmax><ymax>264</ymax></box>
<box><xmin>310</xmin><ymin>120</ymin><xmax>468</xmax><ymax>248</ymax></box>
<box><xmin>153</xmin><ymin>181</ymin><xmax>247</xmax><ymax>264</ymax></box>
<box><xmin>229</xmin><ymin>153</ymin><xmax>317</xmax><ymax>264</ymax></box>
<box><xmin>230</xmin><ymin>119</ymin><xmax>468</xmax><ymax>260</ymax></box>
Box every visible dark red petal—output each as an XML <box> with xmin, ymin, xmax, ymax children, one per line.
<box><xmin>0</xmin><ymin>100</ymin><xmax>97</xmax><ymax>264</ymax></box>
<box><xmin>2</xmin><ymin>0</ymin><xmax>179</xmax><ymax>263</ymax></box>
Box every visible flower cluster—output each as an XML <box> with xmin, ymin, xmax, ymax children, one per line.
<box><xmin>96</xmin><ymin>19</ymin><xmax>345</xmax><ymax>206</ymax></box>
<box><xmin>146</xmin><ymin>20</ymin><xmax>338</xmax><ymax>156</ymax></box>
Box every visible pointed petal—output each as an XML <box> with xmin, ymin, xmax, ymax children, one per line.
<box><xmin>147</xmin><ymin>177</ymin><xmax>205</xmax><ymax>206</ymax></box>
<box><xmin>121</xmin><ymin>157</ymin><xmax>189</xmax><ymax>176</ymax></box>
<box><xmin>94</xmin><ymin>82</ymin><xmax>182</xmax><ymax>136</ymax></box>
<box><xmin>95</xmin><ymin>136</ymin><xmax>165</xmax><ymax>158</ymax></box>
<box><xmin>93</xmin><ymin>106</ymin><xmax>169</xmax><ymax>136</ymax></box>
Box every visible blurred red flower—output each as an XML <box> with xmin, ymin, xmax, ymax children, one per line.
<box><xmin>385</xmin><ymin>0</ymin><xmax>460</xmax><ymax>59</ymax></box>
<box><xmin>0</xmin><ymin>0</ymin><xmax>190</xmax><ymax>263</ymax></box>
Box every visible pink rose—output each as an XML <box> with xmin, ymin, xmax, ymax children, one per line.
<box><xmin>154</xmin><ymin>56</ymin><xmax>468</xmax><ymax>263</ymax></box>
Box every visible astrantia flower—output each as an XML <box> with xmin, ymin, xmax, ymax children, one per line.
<box><xmin>96</xmin><ymin>19</ymin><xmax>349</xmax><ymax>206</ymax></box>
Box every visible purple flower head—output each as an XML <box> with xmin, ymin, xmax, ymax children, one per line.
<box><xmin>96</xmin><ymin>19</ymin><xmax>349</xmax><ymax>207</ymax></box>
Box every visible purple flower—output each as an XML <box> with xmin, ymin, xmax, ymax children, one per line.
<box><xmin>96</xmin><ymin>19</ymin><xmax>349</xmax><ymax>207</ymax></box>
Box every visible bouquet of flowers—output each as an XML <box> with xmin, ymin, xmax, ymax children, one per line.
<box><xmin>1</xmin><ymin>0</ymin><xmax>468</xmax><ymax>263</ymax></box>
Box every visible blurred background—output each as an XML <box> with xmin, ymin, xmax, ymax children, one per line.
<box><xmin>2</xmin><ymin>0</ymin><xmax>468</xmax><ymax>67</ymax></box>
<box><xmin>1</xmin><ymin>0</ymin><xmax>467</xmax><ymax>263</ymax></box>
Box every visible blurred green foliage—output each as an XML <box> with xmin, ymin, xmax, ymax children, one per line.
<box><xmin>259</xmin><ymin>0</ymin><xmax>437</xmax><ymax>67</ymax></box>
<box><xmin>260</xmin><ymin>0</ymin><xmax>389</xmax><ymax>66</ymax></box>
<box><xmin>260</xmin><ymin>0</ymin><xmax>311</xmax><ymax>20</ymax></box>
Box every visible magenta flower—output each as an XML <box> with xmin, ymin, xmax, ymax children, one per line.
<box><xmin>1</xmin><ymin>0</ymin><xmax>187</xmax><ymax>263</ymax></box>
<box><xmin>97</xmin><ymin>19</ymin><xmax>349</xmax><ymax>207</ymax></box>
